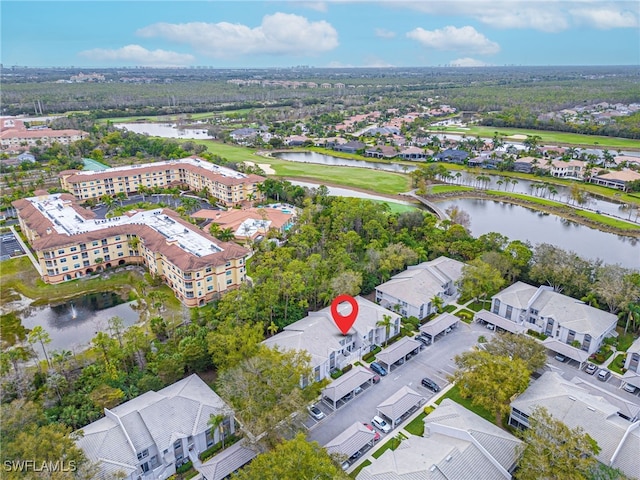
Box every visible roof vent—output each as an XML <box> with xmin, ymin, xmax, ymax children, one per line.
<box><xmin>568</xmin><ymin>396</ymin><xmax>576</xmax><ymax>401</ymax></box>
<box><xmin>445</xmin><ymin>455</ymin><xmax>452</xmax><ymax>462</ymax></box>
<box><xmin>430</xmin><ymin>465</ymin><xmax>437</xmax><ymax>472</ymax></box>
<box><xmin>587</xmin><ymin>406</ymin><xmax>596</xmax><ymax>412</ymax></box>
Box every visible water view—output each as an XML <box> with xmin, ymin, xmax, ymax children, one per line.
<box><xmin>114</xmin><ymin>122</ymin><xmax>213</xmax><ymax>140</ymax></box>
<box><xmin>20</xmin><ymin>292</ymin><xmax>139</xmax><ymax>354</ymax></box>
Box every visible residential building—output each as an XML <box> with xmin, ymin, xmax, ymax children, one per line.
<box><xmin>623</xmin><ymin>337</ymin><xmax>640</xmax><ymax>390</ymax></box>
<box><xmin>434</xmin><ymin>148</ymin><xmax>469</xmax><ymax>164</ymax></box>
<box><xmin>192</xmin><ymin>205</ymin><xmax>297</xmax><ymax>242</ymax></box>
<box><xmin>398</xmin><ymin>146</ymin><xmax>427</xmax><ymax>161</ymax></box>
<box><xmin>1</xmin><ymin>117</ymin><xmax>88</xmax><ymax>154</ymax></box>
<box><xmin>509</xmin><ymin>372</ymin><xmax>640</xmax><ymax>478</ymax></box>
<box><xmin>262</xmin><ymin>296</ymin><xmax>400</xmax><ymax>384</ymax></box>
<box><xmin>548</xmin><ymin>159</ymin><xmax>586</xmax><ymax>179</ymax></box>
<box><xmin>364</xmin><ymin>145</ymin><xmax>398</xmax><ymax>159</ymax></box>
<box><xmin>590</xmin><ymin>169</ymin><xmax>640</xmax><ymax>191</ymax></box>
<box><xmin>357</xmin><ymin>399</ymin><xmax>522</xmax><ymax>479</ymax></box>
<box><xmin>76</xmin><ymin>374</ymin><xmax>238</xmax><ymax>480</ymax></box>
<box><xmin>58</xmin><ymin>156</ymin><xmax>265</xmax><ymax>207</ymax></box>
<box><xmin>375</xmin><ymin>256</ymin><xmax>466</xmax><ymax>319</ymax></box>
<box><xmin>13</xmin><ymin>193</ymin><xmax>250</xmax><ymax>307</ymax></box>
<box><xmin>477</xmin><ymin>282</ymin><xmax>617</xmax><ymax>361</ymax></box>
<box><xmin>333</xmin><ymin>141</ymin><xmax>365</xmax><ymax>154</ymax></box>
<box><xmin>513</xmin><ymin>156</ymin><xmax>538</xmax><ymax>173</ymax></box>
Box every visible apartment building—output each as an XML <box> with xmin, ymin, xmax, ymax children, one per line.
<box><xmin>1</xmin><ymin>118</ymin><xmax>88</xmax><ymax>154</ymax></box>
<box><xmin>13</xmin><ymin>193</ymin><xmax>250</xmax><ymax>307</ymax></box>
<box><xmin>58</xmin><ymin>156</ymin><xmax>265</xmax><ymax>207</ymax></box>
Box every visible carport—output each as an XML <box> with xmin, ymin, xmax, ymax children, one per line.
<box><xmin>622</xmin><ymin>371</ymin><xmax>640</xmax><ymax>390</ymax></box>
<box><xmin>375</xmin><ymin>337</ymin><xmax>421</xmax><ymax>370</ymax></box>
<box><xmin>324</xmin><ymin>422</ymin><xmax>377</xmax><ymax>460</ymax></box>
<box><xmin>473</xmin><ymin>310</ymin><xmax>527</xmax><ymax>334</ymax></box>
<box><xmin>542</xmin><ymin>338</ymin><xmax>591</xmax><ymax>368</ymax></box>
<box><xmin>376</xmin><ymin>386</ymin><xmax>425</xmax><ymax>429</ymax></box>
<box><xmin>419</xmin><ymin>313</ymin><xmax>459</xmax><ymax>341</ymax></box>
<box><xmin>197</xmin><ymin>439</ymin><xmax>257</xmax><ymax>480</ymax></box>
<box><xmin>322</xmin><ymin>366</ymin><xmax>375</xmax><ymax>410</ymax></box>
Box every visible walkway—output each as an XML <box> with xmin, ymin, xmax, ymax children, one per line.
<box><xmin>401</xmin><ymin>190</ymin><xmax>450</xmax><ymax>221</ymax></box>
<box><xmin>9</xmin><ymin>225</ymin><xmax>42</xmax><ymax>275</ymax></box>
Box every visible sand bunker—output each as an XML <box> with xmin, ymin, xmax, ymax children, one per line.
<box><xmin>244</xmin><ymin>161</ymin><xmax>275</xmax><ymax>175</ymax></box>
<box><xmin>508</xmin><ymin>134</ymin><xmax>528</xmax><ymax>140</ymax></box>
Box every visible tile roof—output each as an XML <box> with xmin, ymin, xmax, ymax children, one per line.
<box><xmin>493</xmin><ymin>281</ymin><xmax>539</xmax><ymax>309</ymax></box>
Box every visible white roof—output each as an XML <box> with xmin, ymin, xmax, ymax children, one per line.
<box><xmin>197</xmin><ymin>439</ymin><xmax>257</xmax><ymax>480</ymax></box>
<box><xmin>357</xmin><ymin>399</ymin><xmax>522</xmax><ymax>480</ymax></box>
<box><xmin>27</xmin><ymin>194</ymin><xmax>222</xmax><ymax>257</ymax></box>
<box><xmin>473</xmin><ymin>310</ymin><xmax>527</xmax><ymax>334</ymax></box>
<box><xmin>325</xmin><ymin>422</ymin><xmax>377</xmax><ymax>458</ymax></box>
<box><xmin>323</xmin><ymin>366</ymin><xmax>375</xmax><ymax>402</ymax></box>
<box><xmin>419</xmin><ymin>313</ymin><xmax>460</xmax><ymax>337</ymax></box>
<box><xmin>511</xmin><ymin>372</ymin><xmax>640</xmax><ymax>477</ymax></box>
<box><xmin>493</xmin><ymin>281</ymin><xmax>539</xmax><ymax>309</ymax></box>
<box><xmin>76</xmin><ymin>374</ymin><xmax>232</xmax><ymax>480</ymax></box>
<box><xmin>376</xmin><ymin>256</ymin><xmax>465</xmax><ymax>308</ymax></box>
<box><xmin>376</xmin><ymin>337</ymin><xmax>422</xmax><ymax>367</ymax></box>
<box><xmin>376</xmin><ymin>386</ymin><xmax>424</xmax><ymax>423</ymax></box>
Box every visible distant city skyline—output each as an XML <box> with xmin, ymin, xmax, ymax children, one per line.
<box><xmin>1</xmin><ymin>1</ymin><xmax>639</xmax><ymax>68</ymax></box>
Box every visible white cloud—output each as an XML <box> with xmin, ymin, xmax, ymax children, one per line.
<box><xmin>137</xmin><ymin>13</ymin><xmax>339</xmax><ymax>58</ymax></box>
<box><xmin>449</xmin><ymin>57</ymin><xmax>492</xmax><ymax>67</ymax></box>
<box><xmin>292</xmin><ymin>1</ymin><xmax>328</xmax><ymax>12</ymax></box>
<box><xmin>375</xmin><ymin>28</ymin><xmax>396</xmax><ymax>38</ymax></box>
<box><xmin>407</xmin><ymin>25</ymin><xmax>500</xmax><ymax>55</ymax></box>
<box><xmin>392</xmin><ymin>0</ymin><xmax>637</xmax><ymax>32</ymax></box>
<box><xmin>570</xmin><ymin>6</ymin><xmax>638</xmax><ymax>29</ymax></box>
<box><xmin>78</xmin><ymin>45</ymin><xmax>194</xmax><ymax>66</ymax></box>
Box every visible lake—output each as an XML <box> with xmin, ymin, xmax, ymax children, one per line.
<box><xmin>114</xmin><ymin>122</ymin><xmax>213</xmax><ymax>140</ymax></box>
<box><xmin>20</xmin><ymin>292</ymin><xmax>139</xmax><ymax>355</ymax></box>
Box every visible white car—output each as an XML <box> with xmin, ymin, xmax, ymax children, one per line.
<box><xmin>308</xmin><ymin>404</ymin><xmax>325</xmax><ymax>420</ymax></box>
<box><xmin>623</xmin><ymin>383</ymin><xmax>638</xmax><ymax>394</ymax></box>
<box><xmin>371</xmin><ymin>415</ymin><xmax>391</xmax><ymax>434</ymax></box>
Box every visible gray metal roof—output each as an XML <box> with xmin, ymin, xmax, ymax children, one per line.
<box><xmin>377</xmin><ymin>386</ymin><xmax>424</xmax><ymax>423</ymax></box>
<box><xmin>322</xmin><ymin>366</ymin><xmax>375</xmax><ymax>402</ymax></box>
<box><xmin>376</xmin><ymin>337</ymin><xmax>422</xmax><ymax>368</ymax></box>
<box><xmin>492</xmin><ymin>282</ymin><xmax>539</xmax><ymax>309</ymax></box>
<box><xmin>325</xmin><ymin>422</ymin><xmax>376</xmax><ymax>458</ymax></box>
<box><xmin>419</xmin><ymin>313</ymin><xmax>459</xmax><ymax>338</ymax></box>
<box><xmin>473</xmin><ymin>310</ymin><xmax>527</xmax><ymax>334</ymax></box>
<box><xmin>198</xmin><ymin>439</ymin><xmax>258</xmax><ymax>480</ymax></box>
<box><xmin>541</xmin><ymin>338</ymin><xmax>590</xmax><ymax>363</ymax></box>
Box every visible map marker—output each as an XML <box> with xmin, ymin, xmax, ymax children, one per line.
<box><xmin>331</xmin><ymin>294</ymin><xmax>359</xmax><ymax>335</ymax></box>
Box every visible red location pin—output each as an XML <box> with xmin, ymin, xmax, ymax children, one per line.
<box><xmin>331</xmin><ymin>294</ymin><xmax>359</xmax><ymax>335</ymax></box>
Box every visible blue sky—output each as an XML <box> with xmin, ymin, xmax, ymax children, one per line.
<box><xmin>2</xmin><ymin>1</ymin><xmax>639</xmax><ymax>68</ymax></box>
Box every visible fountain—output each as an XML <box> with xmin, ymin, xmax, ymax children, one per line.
<box><xmin>70</xmin><ymin>303</ymin><xmax>77</xmax><ymax>319</ymax></box>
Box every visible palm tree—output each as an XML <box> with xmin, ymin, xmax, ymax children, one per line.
<box><xmin>430</xmin><ymin>295</ymin><xmax>444</xmax><ymax>314</ymax></box>
<box><xmin>266</xmin><ymin>321</ymin><xmax>279</xmax><ymax>337</ymax></box>
<box><xmin>217</xmin><ymin>228</ymin><xmax>235</xmax><ymax>242</ymax></box>
<box><xmin>208</xmin><ymin>413</ymin><xmax>230</xmax><ymax>449</ymax></box>
<box><xmin>496</xmin><ymin>180</ymin><xmax>504</xmax><ymax>191</ymax></box>
<box><xmin>209</xmin><ymin>222</ymin><xmax>221</xmax><ymax>238</ymax></box>
<box><xmin>377</xmin><ymin>314</ymin><xmax>395</xmax><ymax>347</ymax></box>
<box><xmin>620</xmin><ymin>303</ymin><xmax>640</xmax><ymax>334</ymax></box>
<box><xmin>511</xmin><ymin>179</ymin><xmax>519</xmax><ymax>192</ymax></box>
<box><xmin>28</xmin><ymin>325</ymin><xmax>52</xmax><ymax>368</ymax></box>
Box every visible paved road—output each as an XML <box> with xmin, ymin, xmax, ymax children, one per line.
<box><xmin>307</xmin><ymin>321</ymin><xmax>494</xmax><ymax>446</ymax></box>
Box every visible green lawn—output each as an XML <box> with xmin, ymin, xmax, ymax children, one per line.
<box><xmin>427</xmin><ymin>125</ymin><xmax>640</xmax><ymax>149</ymax></box>
<box><xmin>349</xmin><ymin>460</ymin><xmax>371</xmax><ymax>478</ymax></box>
<box><xmin>442</xmin><ymin>304</ymin><xmax>458</xmax><ymax>313</ymax></box>
<box><xmin>467</xmin><ymin>300</ymin><xmax>492</xmax><ymax>312</ymax></box>
<box><xmin>454</xmin><ymin>309</ymin><xmax>475</xmax><ymax>324</ymax></box>
<box><xmin>369</xmin><ymin>200</ymin><xmax>420</xmax><ymax>214</ymax></box>
<box><xmin>616</xmin><ymin>332</ymin><xmax>637</xmax><ymax>352</ymax></box>
<box><xmin>404</xmin><ymin>412</ymin><xmax>426</xmax><ymax>436</ymax></box>
<box><xmin>428</xmin><ymin>185</ymin><xmax>474</xmax><ymax>194</ymax></box>
<box><xmin>371</xmin><ymin>434</ymin><xmax>406</xmax><ymax>459</ymax></box>
<box><xmin>609</xmin><ymin>353</ymin><xmax>627</xmax><ymax>375</ymax></box>
<box><xmin>435</xmin><ymin>384</ymin><xmax>496</xmax><ymax>425</ymax></box>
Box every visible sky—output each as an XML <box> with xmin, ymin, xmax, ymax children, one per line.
<box><xmin>1</xmin><ymin>0</ymin><xmax>639</xmax><ymax>68</ymax></box>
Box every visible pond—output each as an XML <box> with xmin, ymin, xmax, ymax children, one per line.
<box><xmin>434</xmin><ymin>198</ymin><xmax>639</xmax><ymax>268</ymax></box>
<box><xmin>20</xmin><ymin>292</ymin><xmax>139</xmax><ymax>355</ymax></box>
<box><xmin>275</xmin><ymin>152</ymin><xmax>634</xmax><ymax>221</ymax></box>
<box><xmin>114</xmin><ymin>122</ymin><xmax>213</xmax><ymax>140</ymax></box>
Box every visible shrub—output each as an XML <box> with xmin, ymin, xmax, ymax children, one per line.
<box><xmin>342</xmin><ymin>363</ymin><xmax>353</xmax><ymax>374</ymax></box>
<box><xmin>478</xmin><ymin>335</ymin><xmax>487</xmax><ymax>343</ymax></box>
<box><xmin>176</xmin><ymin>461</ymin><xmax>193</xmax><ymax>475</ymax></box>
<box><xmin>424</xmin><ymin>405</ymin><xmax>435</xmax><ymax>415</ymax></box>
<box><xmin>330</xmin><ymin>369</ymin><xmax>343</xmax><ymax>380</ymax></box>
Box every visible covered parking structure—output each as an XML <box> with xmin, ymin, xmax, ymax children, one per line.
<box><xmin>375</xmin><ymin>337</ymin><xmax>421</xmax><ymax>370</ymax></box>
<box><xmin>542</xmin><ymin>338</ymin><xmax>591</xmax><ymax>368</ymax></box>
<box><xmin>324</xmin><ymin>422</ymin><xmax>377</xmax><ymax>462</ymax></box>
<box><xmin>376</xmin><ymin>386</ymin><xmax>425</xmax><ymax>429</ymax></box>
<box><xmin>322</xmin><ymin>366</ymin><xmax>375</xmax><ymax>410</ymax></box>
<box><xmin>473</xmin><ymin>310</ymin><xmax>527</xmax><ymax>334</ymax></box>
<box><xmin>622</xmin><ymin>371</ymin><xmax>640</xmax><ymax>390</ymax></box>
<box><xmin>419</xmin><ymin>313</ymin><xmax>459</xmax><ymax>341</ymax></box>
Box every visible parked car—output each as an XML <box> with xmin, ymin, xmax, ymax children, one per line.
<box><xmin>354</xmin><ymin>386</ymin><xmax>363</xmax><ymax>395</ymax></box>
<box><xmin>370</xmin><ymin>362</ymin><xmax>388</xmax><ymax>376</ymax></box>
<box><xmin>372</xmin><ymin>374</ymin><xmax>381</xmax><ymax>384</ymax></box>
<box><xmin>486</xmin><ymin>323</ymin><xmax>496</xmax><ymax>330</ymax></box>
<box><xmin>341</xmin><ymin>460</ymin><xmax>350</xmax><ymax>471</ymax></box>
<box><xmin>363</xmin><ymin>423</ymin><xmax>381</xmax><ymax>441</ymax></box>
<box><xmin>395</xmin><ymin>357</ymin><xmax>405</xmax><ymax>366</ymax></box>
<box><xmin>597</xmin><ymin>369</ymin><xmax>611</xmax><ymax>382</ymax></box>
<box><xmin>585</xmin><ymin>363</ymin><xmax>598</xmax><ymax>375</ymax></box>
<box><xmin>307</xmin><ymin>404</ymin><xmax>325</xmax><ymax>420</ymax></box>
<box><xmin>554</xmin><ymin>354</ymin><xmax>567</xmax><ymax>363</ymax></box>
<box><xmin>415</xmin><ymin>335</ymin><xmax>430</xmax><ymax>346</ymax></box>
<box><xmin>421</xmin><ymin>377</ymin><xmax>441</xmax><ymax>393</ymax></box>
<box><xmin>371</xmin><ymin>415</ymin><xmax>391</xmax><ymax>434</ymax></box>
<box><xmin>623</xmin><ymin>383</ymin><xmax>638</xmax><ymax>394</ymax></box>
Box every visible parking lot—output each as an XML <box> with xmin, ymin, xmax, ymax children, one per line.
<box><xmin>0</xmin><ymin>233</ymin><xmax>25</xmax><ymax>260</ymax></box>
<box><xmin>306</xmin><ymin>321</ymin><xmax>490</xmax><ymax>446</ymax></box>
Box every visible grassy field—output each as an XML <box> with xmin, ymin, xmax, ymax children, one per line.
<box><xmin>428</xmin><ymin>125</ymin><xmax>640</xmax><ymax>149</ymax></box>
<box><xmin>96</xmin><ymin>109</ymin><xmax>258</xmax><ymax>124</ymax></box>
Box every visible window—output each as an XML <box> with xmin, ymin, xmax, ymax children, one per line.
<box><xmin>225</xmin><ymin>262</ymin><xmax>231</xmax><ymax>267</ymax></box>
<box><xmin>205</xmin><ymin>267</ymin><xmax>212</xmax><ymax>273</ymax></box>
<box><xmin>58</xmin><ymin>249</ymin><xmax>65</xmax><ymax>254</ymax></box>
<box><xmin>116</xmin><ymin>244</ymin><xmax>122</xmax><ymax>249</ymax></box>
<box><xmin>207</xmin><ymin>286</ymin><xmax>213</xmax><ymax>291</ymax></box>
<box><xmin>72</xmin><ymin>255</ymin><xmax>78</xmax><ymax>260</ymax></box>
<box><xmin>492</xmin><ymin>299</ymin><xmax>500</xmax><ymax>314</ymax></box>
<box><xmin>70</xmin><ymin>247</ymin><xmax>77</xmax><ymax>252</ymax></box>
<box><xmin>226</xmin><ymin>271</ymin><xmax>232</xmax><ymax>276</ymax></box>
<box><xmin>115</xmin><ymin>236</ymin><xmax>121</xmax><ymax>241</ymax></box>
<box><xmin>505</xmin><ymin>306</ymin><xmax>513</xmax><ymax>320</ymax></box>
<box><xmin>62</xmin><ymin>267</ymin><xmax>68</xmax><ymax>272</ymax></box>
<box><xmin>92</xmin><ymin>241</ymin><xmax>98</xmax><ymax>246</ymax></box>
<box><xmin>136</xmin><ymin>449</ymin><xmax>149</xmax><ymax>461</ymax></box>
<box><xmin>74</xmin><ymin>263</ymin><xmax>80</xmax><ymax>269</ymax></box>
<box><xmin>174</xmin><ymin>441</ymin><xmax>181</xmax><ymax>450</ymax></box>
<box><xmin>60</xmin><ymin>258</ymin><xmax>67</xmax><ymax>263</ymax></box>
<box><xmin>226</xmin><ymin>279</ymin><xmax>232</xmax><ymax>285</ymax></box>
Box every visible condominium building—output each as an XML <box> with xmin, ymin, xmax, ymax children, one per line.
<box><xmin>13</xmin><ymin>193</ymin><xmax>250</xmax><ymax>307</ymax></box>
<box><xmin>58</xmin><ymin>156</ymin><xmax>265</xmax><ymax>207</ymax></box>
<box><xmin>1</xmin><ymin>118</ymin><xmax>88</xmax><ymax>154</ymax></box>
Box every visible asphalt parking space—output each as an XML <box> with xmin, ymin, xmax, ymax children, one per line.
<box><xmin>0</xmin><ymin>234</ymin><xmax>24</xmax><ymax>259</ymax></box>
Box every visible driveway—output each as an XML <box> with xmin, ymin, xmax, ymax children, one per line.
<box><xmin>307</xmin><ymin>321</ymin><xmax>493</xmax><ymax>446</ymax></box>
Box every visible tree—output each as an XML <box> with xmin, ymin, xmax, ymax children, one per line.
<box><xmin>377</xmin><ymin>314</ymin><xmax>395</xmax><ymax>347</ymax></box>
<box><xmin>529</xmin><ymin>244</ymin><xmax>597</xmax><ymax>298</ymax></box>
<box><xmin>452</xmin><ymin>350</ymin><xmax>530</xmax><ymax>425</ymax></box>
<box><xmin>208</xmin><ymin>411</ymin><xmax>232</xmax><ymax>449</ymax></box>
<box><xmin>217</xmin><ymin>227</ymin><xmax>235</xmax><ymax>242</ymax></box>
<box><xmin>430</xmin><ymin>295</ymin><xmax>444</xmax><ymax>314</ymax></box>
<box><xmin>516</xmin><ymin>406</ymin><xmax>600</xmax><ymax>480</ymax></box>
<box><xmin>484</xmin><ymin>332</ymin><xmax>547</xmax><ymax>373</ymax></box>
<box><xmin>234</xmin><ymin>432</ymin><xmax>348</xmax><ymax>480</ymax></box>
<box><xmin>27</xmin><ymin>325</ymin><xmax>52</xmax><ymax>368</ymax></box>
<box><xmin>216</xmin><ymin>346</ymin><xmax>311</xmax><ymax>440</ymax></box>
<box><xmin>206</xmin><ymin>319</ymin><xmax>264</xmax><ymax>371</ymax></box>
<box><xmin>593</xmin><ymin>264</ymin><xmax>640</xmax><ymax>314</ymax></box>
<box><xmin>457</xmin><ymin>259</ymin><xmax>505</xmax><ymax>304</ymax></box>
<box><xmin>619</xmin><ymin>302</ymin><xmax>640</xmax><ymax>334</ymax></box>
